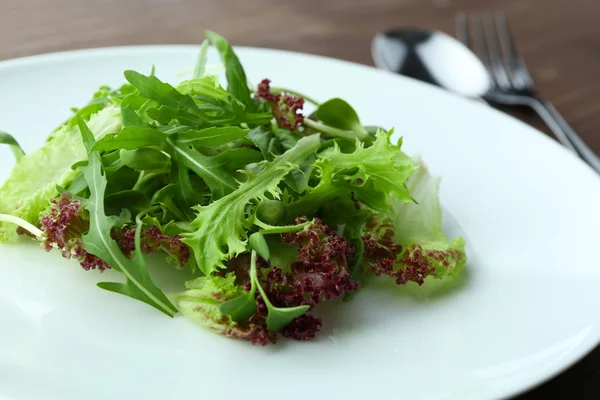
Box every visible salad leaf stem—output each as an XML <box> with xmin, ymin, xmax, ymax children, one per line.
<box><xmin>135</xmin><ymin>205</ymin><xmax>161</xmax><ymax>225</ymax></box>
<box><xmin>250</xmin><ymin>249</ymin><xmax>309</xmax><ymax>331</ymax></box>
<box><xmin>132</xmin><ymin>171</ymin><xmax>165</xmax><ymax>191</ymax></box>
<box><xmin>270</xmin><ymin>87</ymin><xmax>320</xmax><ymax>106</ymax></box>
<box><xmin>0</xmin><ymin>214</ymin><xmax>43</xmax><ymax>238</ymax></box>
<box><xmin>303</xmin><ymin>118</ymin><xmax>371</xmax><ymax>142</ymax></box>
<box><xmin>0</xmin><ymin>131</ymin><xmax>25</xmax><ymax>162</ymax></box>
<box><xmin>254</xmin><ymin>218</ymin><xmax>313</xmax><ymax>235</ymax></box>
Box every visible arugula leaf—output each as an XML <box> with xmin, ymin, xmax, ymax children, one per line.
<box><xmin>176</xmin><ymin>126</ymin><xmax>249</xmax><ymax>147</ymax></box>
<box><xmin>146</xmin><ymin>106</ymin><xmax>204</xmax><ymax>126</ymax></box>
<box><xmin>218</xmin><ymin>293</ymin><xmax>257</xmax><ymax>323</ymax></box>
<box><xmin>182</xmin><ymin>134</ymin><xmax>321</xmax><ymax>276</ymax></box>
<box><xmin>247</xmin><ymin>127</ymin><xmax>299</xmax><ymax>161</ymax></box>
<box><xmin>102</xmin><ymin>159</ymin><xmax>125</xmax><ymax>174</ymax></box>
<box><xmin>170</xmin><ymin>156</ymin><xmax>203</xmax><ymax>221</ymax></box>
<box><xmin>104</xmin><ymin>190</ymin><xmax>151</xmax><ymax>216</ymax></box>
<box><xmin>167</xmin><ymin>138</ymin><xmax>238</xmax><ymax>199</ymax></box>
<box><xmin>265</xmin><ymin>304</ymin><xmax>309</xmax><ymax>332</ymax></box>
<box><xmin>274</xmin><ymin>129</ymin><xmax>299</xmax><ymax>152</ymax></box>
<box><xmin>264</xmin><ymin>235</ymin><xmax>297</xmax><ymax>271</ymax></box>
<box><xmin>124</xmin><ymin>70</ymin><xmax>200</xmax><ymax>116</ymax></box>
<box><xmin>284</xmin><ymin>153</ymin><xmax>315</xmax><ymax>194</ymax></box>
<box><xmin>193</xmin><ymin>39</ymin><xmax>210</xmax><ymax>79</ymax></box>
<box><xmin>64</xmin><ymin>173</ymin><xmax>88</xmax><ymax>195</ymax></box>
<box><xmin>121</xmin><ymin>105</ymin><xmax>149</xmax><ymax>128</ymax></box>
<box><xmin>248</xmin><ymin>231</ymin><xmax>270</xmax><ymax>260</ymax></box>
<box><xmin>316</xmin><ymin>98</ymin><xmax>369</xmax><ymax>138</ymax></box>
<box><xmin>76</xmin><ymin>117</ymin><xmax>177</xmax><ymax>317</ymax></box>
<box><xmin>211</xmin><ymin>148</ymin><xmax>263</xmax><ymax>170</ymax></box>
<box><xmin>120</xmin><ymin>148</ymin><xmax>171</xmax><ymax>171</ymax></box>
<box><xmin>151</xmin><ymin>184</ymin><xmax>189</xmax><ymax>222</ymax></box>
<box><xmin>205</xmin><ymin>30</ymin><xmax>254</xmax><ymax>111</ymax></box>
<box><xmin>91</xmin><ymin>127</ymin><xmax>166</xmax><ymax>152</ymax></box>
<box><xmin>104</xmin><ymin>166</ymin><xmax>139</xmax><ymax>196</ymax></box>
<box><xmin>121</xmin><ymin>94</ymin><xmax>158</xmax><ymax>120</ymax></box>
<box><xmin>101</xmin><ymin>149</ymin><xmax>122</xmax><ymax>167</ymax></box>
<box><xmin>247</xmin><ymin>126</ymin><xmax>272</xmax><ymax>159</ymax></box>
<box><xmin>0</xmin><ymin>131</ymin><xmax>25</xmax><ymax>162</ymax></box>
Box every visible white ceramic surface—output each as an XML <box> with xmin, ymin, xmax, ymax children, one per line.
<box><xmin>1</xmin><ymin>46</ymin><xmax>600</xmax><ymax>400</ymax></box>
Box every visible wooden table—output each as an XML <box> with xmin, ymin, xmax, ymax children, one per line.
<box><xmin>2</xmin><ymin>0</ymin><xmax>598</xmax><ymax>397</ymax></box>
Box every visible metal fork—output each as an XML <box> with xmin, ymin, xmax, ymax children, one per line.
<box><xmin>456</xmin><ymin>12</ymin><xmax>600</xmax><ymax>174</ymax></box>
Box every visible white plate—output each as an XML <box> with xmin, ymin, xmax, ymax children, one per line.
<box><xmin>1</xmin><ymin>46</ymin><xmax>600</xmax><ymax>400</ymax></box>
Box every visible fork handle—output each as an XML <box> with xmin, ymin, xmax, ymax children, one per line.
<box><xmin>531</xmin><ymin>99</ymin><xmax>600</xmax><ymax>174</ymax></box>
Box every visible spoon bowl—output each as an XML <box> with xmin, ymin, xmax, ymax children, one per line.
<box><xmin>372</xmin><ymin>28</ymin><xmax>491</xmax><ymax>97</ymax></box>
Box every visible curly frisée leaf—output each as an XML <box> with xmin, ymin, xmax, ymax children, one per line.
<box><xmin>181</xmin><ymin>134</ymin><xmax>321</xmax><ymax>276</ymax></box>
<box><xmin>319</xmin><ymin>128</ymin><xmax>416</xmax><ymax>203</ymax></box>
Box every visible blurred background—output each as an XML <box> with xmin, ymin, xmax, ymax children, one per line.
<box><xmin>2</xmin><ymin>0</ymin><xmax>598</xmax><ymax>146</ymax></box>
<box><xmin>1</xmin><ymin>0</ymin><xmax>599</xmax><ymax>398</ymax></box>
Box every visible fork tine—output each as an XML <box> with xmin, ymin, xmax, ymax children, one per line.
<box><xmin>468</xmin><ymin>14</ymin><xmax>493</xmax><ymax>74</ymax></box>
<box><xmin>494</xmin><ymin>13</ymin><xmax>535</xmax><ymax>91</ymax></box>
<box><xmin>481</xmin><ymin>13</ymin><xmax>512</xmax><ymax>90</ymax></box>
<box><xmin>455</xmin><ymin>12</ymin><xmax>469</xmax><ymax>47</ymax></box>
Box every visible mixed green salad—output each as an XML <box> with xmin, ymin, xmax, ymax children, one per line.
<box><xmin>0</xmin><ymin>32</ymin><xmax>466</xmax><ymax>344</ymax></box>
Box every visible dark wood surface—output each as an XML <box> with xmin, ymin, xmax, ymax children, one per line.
<box><xmin>1</xmin><ymin>0</ymin><xmax>599</xmax><ymax>398</ymax></box>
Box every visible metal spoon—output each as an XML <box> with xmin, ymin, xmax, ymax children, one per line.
<box><xmin>372</xmin><ymin>28</ymin><xmax>491</xmax><ymax>98</ymax></box>
<box><xmin>372</xmin><ymin>28</ymin><xmax>600</xmax><ymax>173</ymax></box>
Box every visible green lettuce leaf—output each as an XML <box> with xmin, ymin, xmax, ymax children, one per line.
<box><xmin>389</xmin><ymin>157</ymin><xmax>467</xmax><ymax>281</ymax></box>
<box><xmin>172</xmin><ymin>273</ymin><xmax>272</xmax><ymax>342</ymax></box>
<box><xmin>0</xmin><ymin>106</ymin><xmax>121</xmax><ymax>242</ymax></box>
<box><xmin>182</xmin><ymin>134</ymin><xmax>321</xmax><ymax>276</ymax></box>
